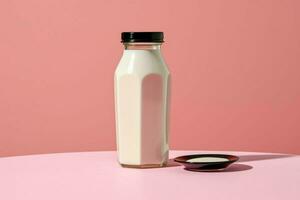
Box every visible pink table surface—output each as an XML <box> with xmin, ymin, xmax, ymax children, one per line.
<box><xmin>0</xmin><ymin>150</ymin><xmax>299</xmax><ymax>200</ymax></box>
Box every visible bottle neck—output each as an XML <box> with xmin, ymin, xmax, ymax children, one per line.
<box><xmin>123</xmin><ymin>43</ymin><xmax>162</xmax><ymax>50</ymax></box>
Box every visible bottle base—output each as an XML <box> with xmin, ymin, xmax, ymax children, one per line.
<box><xmin>121</xmin><ymin>162</ymin><xmax>167</xmax><ymax>169</ymax></box>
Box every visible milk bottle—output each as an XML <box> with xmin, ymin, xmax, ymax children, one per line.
<box><xmin>114</xmin><ymin>32</ymin><xmax>170</xmax><ymax>168</ymax></box>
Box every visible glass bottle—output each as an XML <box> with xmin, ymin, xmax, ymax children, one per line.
<box><xmin>114</xmin><ymin>32</ymin><xmax>170</xmax><ymax>168</ymax></box>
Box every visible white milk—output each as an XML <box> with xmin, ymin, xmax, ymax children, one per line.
<box><xmin>114</xmin><ymin>32</ymin><xmax>170</xmax><ymax>168</ymax></box>
<box><xmin>187</xmin><ymin>157</ymin><xmax>229</xmax><ymax>163</ymax></box>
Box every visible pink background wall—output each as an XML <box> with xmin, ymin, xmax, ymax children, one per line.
<box><xmin>1</xmin><ymin>0</ymin><xmax>300</xmax><ymax>157</ymax></box>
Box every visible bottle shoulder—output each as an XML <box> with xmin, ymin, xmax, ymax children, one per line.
<box><xmin>115</xmin><ymin>50</ymin><xmax>169</xmax><ymax>78</ymax></box>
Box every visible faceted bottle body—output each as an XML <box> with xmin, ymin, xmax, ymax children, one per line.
<box><xmin>114</xmin><ymin>42</ymin><xmax>170</xmax><ymax>168</ymax></box>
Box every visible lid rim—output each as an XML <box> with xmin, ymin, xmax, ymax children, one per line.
<box><xmin>121</xmin><ymin>32</ymin><xmax>164</xmax><ymax>43</ymax></box>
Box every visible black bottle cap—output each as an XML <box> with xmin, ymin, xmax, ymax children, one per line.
<box><xmin>121</xmin><ymin>32</ymin><xmax>164</xmax><ymax>43</ymax></box>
